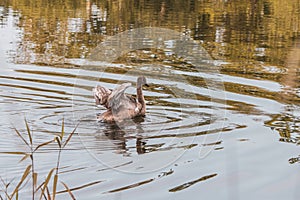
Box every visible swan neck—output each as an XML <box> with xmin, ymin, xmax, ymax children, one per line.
<box><xmin>137</xmin><ymin>86</ymin><xmax>145</xmax><ymax>104</ymax></box>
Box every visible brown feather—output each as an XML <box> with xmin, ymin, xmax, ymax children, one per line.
<box><xmin>93</xmin><ymin>77</ymin><xmax>148</xmax><ymax>123</ymax></box>
<box><xmin>93</xmin><ymin>85</ymin><xmax>112</xmax><ymax>108</ymax></box>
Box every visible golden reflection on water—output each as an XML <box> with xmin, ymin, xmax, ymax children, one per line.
<box><xmin>0</xmin><ymin>0</ymin><xmax>298</xmax><ymax>66</ymax></box>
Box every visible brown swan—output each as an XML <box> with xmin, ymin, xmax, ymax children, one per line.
<box><xmin>93</xmin><ymin>76</ymin><xmax>149</xmax><ymax>123</ymax></box>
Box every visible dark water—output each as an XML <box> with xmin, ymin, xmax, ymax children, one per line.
<box><xmin>0</xmin><ymin>0</ymin><xmax>299</xmax><ymax>199</ymax></box>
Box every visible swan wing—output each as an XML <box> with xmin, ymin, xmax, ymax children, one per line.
<box><xmin>108</xmin><ymin>83</ymin><xmax>132</xmax><ymax>110</ymax></box>
<box><xmin>93</xmin><ymin>85</ymin><xmax>112</xmax><ymax>108</ymax></box>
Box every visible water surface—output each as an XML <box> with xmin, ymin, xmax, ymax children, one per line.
<box><xmin>0</xmin><ymin>0</ymin><xmax>299</xmax><ymax>199</ymax></box>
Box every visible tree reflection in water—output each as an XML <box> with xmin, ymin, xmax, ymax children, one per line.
<box><xmin>265</xmin><ymin>38</ymin><xmax>300</xmax><ymax>164</ymax></box>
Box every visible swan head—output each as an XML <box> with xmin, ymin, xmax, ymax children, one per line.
<box><xmin>137</xmin><ymin>76</ymin><xmax>149</xmax><ymax>88</ymax></box>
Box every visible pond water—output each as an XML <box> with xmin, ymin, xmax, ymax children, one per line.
<box><xmin>0</xmin><ymin>0</ymin><xmax>299</xmax><ymax>199</ymax></box>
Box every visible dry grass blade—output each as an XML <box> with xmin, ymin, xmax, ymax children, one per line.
<box><xmin>52</xmin><ymin>174</ymin><xmax>58</xmax><ymax>200</ymax></box>
<box><xmin>46</xmin><ymin>186</ymin><xmax>51</xmax><ymax>200</ymax></box>
<box><xmin>33</xmin><ymin>173</ymin><xmax>38</xmax><ymax>189</ymax></box>
<box><xmin>61</xmin><ymin>181</ymin><xmax>76</xmax><ymax>200</ymax></box>
<box><xmin>0</xmin><ymin>186</ymin><xmax>11</xmax><ymax>200</ymax></box>
<box><xmin>19</xmin><ymin>153</ymin><xmax>31</xmax><ymax>163</ymax></box>
<box><xmin>0</xmin><ymin>176</ymin><xmax>10</xmax><ymax>189</ymax></box>
<box><xmin>33</xmin><ymin>139</ymin><xmax>54</xmax><ymax>152</ymax></box>
<box><xmin>0</xmin><ymin>180</ymin><xmax>12</xmax><ymax>200</ymax></box>
<box><xmin>10</xmin><ymin>165</ymin><xmax>32</xmax><ymax>199</ymax></box>
<box><xmin>62</xmin><ymin>123</ymin><xmax>79</xmax><ymax>148</ymax></box>
<box><xmin>25</xmin><ymin>119</ymin><xmax>33</xmax><ymax>145</ymax></box>
<box><xmin>39</xmin><ymin>185</ymin><xmax>50</xmax><ymax>200</ymax></box>
<box><xmin>55</xmin><ymin>137</ymin><xmax>61</xmax><ymax>148</ymax></box>
<box><xmin>0</xmin><ymin>152</ymin><xmax>27</xmax><ymax>155</ymax></box>
<box><xmin>35</xmin><ymin>181</ymin><xmax>43</xmax><ymax>193</ymax></box>
<box><xmin>14</xmin><ymin>128</ymin><xmax>29</xmax><ymax>147</ymax></box>
<box><xmin>60</xmin><ymin>119</ymin><xmax>64</xmax><ymax>140</ymax></box>
<box><xmin>39</xmin><ymin>168</ymin><xmax>55</xmax><ymax>200</ymax></box>
<box><xmin>3</xmin><ymin>191</ymin><xmax>11</xmax><ymax>200</ymax></box>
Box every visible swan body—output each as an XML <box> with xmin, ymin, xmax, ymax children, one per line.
<box><xmin>93</xmin><ymin>76</ymin><xmax>148</xmax><ymax>123</ymax></box>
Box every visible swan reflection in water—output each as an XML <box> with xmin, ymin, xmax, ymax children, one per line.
<box><xmin>96</xmin><ymin>117</ymin><xmax>147</xmax><ymax>155</ymax></box>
